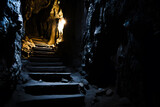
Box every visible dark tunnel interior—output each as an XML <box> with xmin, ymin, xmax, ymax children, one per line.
<box><xmin>0</xmin><ymin>0</ymin><xmax>160</xmax><ymax>107</ymax></box>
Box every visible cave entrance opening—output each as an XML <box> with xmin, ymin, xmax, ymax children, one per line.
<box><xmin>22</xmin><ymin>0</ymin><xmax>66</xmax><ymax>58</ymax></box>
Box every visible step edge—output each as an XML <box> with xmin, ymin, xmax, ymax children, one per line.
<box><xmin>29</xmin><ymin>73</ymin><xmax>71</xmax><ymax>75</ymax></box>
<box><xmin>19</xmin><ymin>94</ymin><xmax>85</xmax><ymax>102</ymax></box>
<box><xmin>23</xmin><ymin>82</ymin><xmax>80</xmax><ymax>86</ymax></box>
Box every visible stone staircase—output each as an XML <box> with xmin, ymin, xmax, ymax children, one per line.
<box><xmin>14</xmin><ymin>41</ymin><xmax>85</xmax><ymax>107</ymax></box>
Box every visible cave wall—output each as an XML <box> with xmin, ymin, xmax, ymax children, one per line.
<box><xmin>0</xmin><ymin>0</ymin><xmax>23</xmax><ymax>81</ymax></box>
<box><xmin>21</xmin><ymin>0</ymin><xmax>54</xmax><ymax>38</ymax></box>
<box><xmin>82</xmin><ymin>0</ymin><xmax>160</xmax><ymax>107</ymax></box>
<box><xmin>0</xmin><ymin>0</ymin><xmax>23</xmax><ymax>105</ymax></box>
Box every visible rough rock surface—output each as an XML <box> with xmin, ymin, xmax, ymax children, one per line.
<box><xmin>82</xmin><ymin>0</ymin><xmax>160</xmax><ymax>107</ymax></box>
<box><xmin>21</xmin><ymin>0</ymin><xmax>54</xmax><ymax>38</ymax></box>
<box><xmin>0</xmin><ymin>0</ymin><xmax>23</xmax><ymax>106</ymax></box>
<box><xmin>0</xmin><ymin>0</ymin><xmax>23</xmax><ymax>81</ymax></box>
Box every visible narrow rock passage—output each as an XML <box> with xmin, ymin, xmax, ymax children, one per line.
<box><xmin>5</xmin><ymin>39</ymin><xmax>85</xmax><ymax>107</ymax></box>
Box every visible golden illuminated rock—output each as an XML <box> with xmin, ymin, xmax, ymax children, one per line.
<box><xmin>48</xmin><ymin>0</ymin><xmax>66</xmax><ymax>45</ymax></box>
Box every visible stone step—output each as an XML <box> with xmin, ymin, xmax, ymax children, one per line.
<box><xmin>29</xmin><ymin>73</ymin><xmax>71</xmax><ymax>82</ymax></box>
<box><xmin>34</xmin><ymin>42</ymin><xmax>48</xmax><ymax>47</ymax></box>
<box><xmin>28</xmin><ymin>62</ymin><xmax>64</xmax><ymax>66</ymax></box>
<box><xmin>27</xmin><ymin>66</ymin><xmax>66</xmax><ymax>72</ymax></box>
<box><xmin>33</xmin><ymin>47</ymin><xmax>54</xmax><ymax>52</ymax></box>
<box><xmin>31</xmin><ymin>54</ymin><xmax>60</xmax><ymax>58</ymax></box>
<box><xmin>32</xmin><ymin>51</ymin><xmax>55</xmax><ymax>55</ymax></box>
<box><xmin>18</xmin><ymin>94</ymin><xmax>84</xmax><ymax>107</ymax></box>
<box><xmin>29</xmin><ymin>57</ymin><xmax>63</xmax><ymax>62</ymax></box>
<box><xmin>23</xmin><ymin>82</ymin><xmax>81</xmax><ymax>95</ymax></box>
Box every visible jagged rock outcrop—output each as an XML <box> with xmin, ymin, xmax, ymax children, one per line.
<box><xmin>82</xmin><ymin>0</ymin><xmax>160</xmax><ymax>107</ymax></box>
<box><xmin>0</xmin><ymin>0</ymin><xmax>23</xmax><ymax>105</ymax></box>
<box><xmin>0</xmin><ymin>0</ymin><xmax>23</xmax><ymax>81</ymax></box>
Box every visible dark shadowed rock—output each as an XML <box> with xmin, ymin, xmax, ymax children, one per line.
<box><xmin>82</xmin><ymin>0</ymin><xmax>160</xmax><ymax>106</ymax></box>
<box><xmin>0</xmin><ymin>0</ymin><xmax>23</xmax><ymax>106</ymax></box>
<box><xmin>106</xmin><ymin>88</ymin><xmax>113</xmax><ymax>96</ymax></box>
